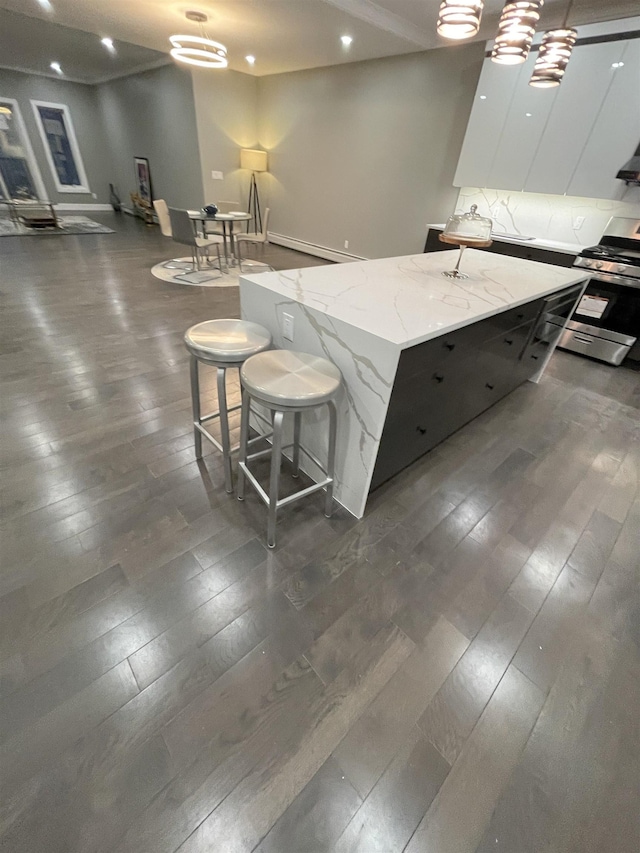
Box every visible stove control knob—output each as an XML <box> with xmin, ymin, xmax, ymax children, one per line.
<box><xmin>581</xmin><ymin>258</ymin><xmax>593</xmax><ymax>268</ymax></box>
<box><xmin>616</xmin><ymin>264</ymin><xmax>626</xmax><ymax>274</ymax></box>
<box><xmin>594</xmin><ymin>261</ymin><xmax>603</xmax><ymax>269</ymax></box>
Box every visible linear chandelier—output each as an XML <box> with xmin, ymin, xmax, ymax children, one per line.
<box><xmin>169</xmin><ymin>11</ymin><xmax>228</xmax><ymax>69</ymax></box>
<box><xmin>491</xmin><ymin>2</ymin><xmax>544</xmax><ymax>65</ymax></box>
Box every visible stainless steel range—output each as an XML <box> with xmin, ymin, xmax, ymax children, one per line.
<box><xmin>559</xmin><ymin>217</ymin><xmax>640</xmax><ymax>366</ymax></box>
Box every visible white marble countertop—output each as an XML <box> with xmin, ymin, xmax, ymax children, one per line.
<box><xmin>427</xmin><ymin>224</ymin><xmax>585</xmax><ymax>256</ymax></box>
<box><xmin>241</xmin><ymin>250</ymin><xmax>588</xmax><ymax>349</ymax></box>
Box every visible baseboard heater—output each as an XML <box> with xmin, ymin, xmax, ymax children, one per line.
<box><xmin>268</xmin><ymin>232</ymin><xmax>367</xmax><ymax>264</ymax></box>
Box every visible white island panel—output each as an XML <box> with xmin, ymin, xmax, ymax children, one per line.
<box><xmin>240</xmin><ymin>278</ymin><xmax>399</xmax><ymax>517</ymax></box>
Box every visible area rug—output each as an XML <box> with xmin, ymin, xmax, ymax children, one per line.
<box><xmin>0</xmin><ymin>216</ymin><xmax>115</xmax><ymax>236</ymax></box>
<box><xmin>151</xmin><ymin>257</ymin><xmax>273</xmax><ymax>287</ymax></box>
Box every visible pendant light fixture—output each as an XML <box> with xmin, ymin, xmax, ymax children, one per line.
<box><xmin>529</xmin><ymin>0</ymin><xmax>577</xmax><ymax>87</ymax></box>
<box><xmin>436</xmin><ymin>2</ymin><xmax>485</xmax><ymax>40</ymax></box>
<box><xmin>169</xmin><ymin>11</ymin><xmax>228</xmax><ymax>69</ymax></box>
<box><xmin>491</xmin><ymin>2</ymin><xmax>544</xmax><ymax>65</ymax></box>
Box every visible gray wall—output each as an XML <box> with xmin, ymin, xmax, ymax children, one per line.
<box><xmin>191</xmin><ymin>67</ymin><xmax>259</xmax><ymax>210</ymax></box>
<box><xmin>0</xmin><ymin>68</ymin><xmax>113</xmax><ymax>204</ymax></box>
<box><xmin>257</xmin><ymin>43</ymin><xmax>485</xmax><ymax>259</ymax></box>
<box><xmin>97</xmin><ymin>64</ymin><xmax>203</xmax><ymax>210</ymax></box>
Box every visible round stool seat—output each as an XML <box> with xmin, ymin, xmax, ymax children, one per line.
<box><xmin>241</xmin><ymin>350</ymin><xmax>341</xmax><ymax>408</ymax></box>
<box><xmin>185</xmin><ymin>319</ymin><xmax>271</xmax><ymax>364</ymax></box>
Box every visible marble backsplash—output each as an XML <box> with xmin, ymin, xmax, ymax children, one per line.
<box><xmin>456</xmin><ymin>187</ymin><xmax>640</xmax><ymax>248</ymax></box>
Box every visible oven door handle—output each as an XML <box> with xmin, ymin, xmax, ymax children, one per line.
<box><xmin>576</xmin><ymin>272</ymin><xmax>640</xmax><ymax>290</ymax></box>
<box><xmin>572</xmin><ymin>334</ymin><xmax>593</xmax><ymax>344</ymax></box>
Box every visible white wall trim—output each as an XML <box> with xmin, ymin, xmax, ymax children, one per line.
<box><xmin>268</xmin><ymin>232</ymin><xmax>368</xmax><ymax>264</ymax></box>
<box><xmin>0</xmin><ymin>96</ymin><xmax>48</xmax><ymax>200</ymax></box>
<box><xmin>30</xmin><ymin>99</ymin><xmax>92</xmax><ymax>194</ymax></box>
<box><xmin>53</xmin><ymin>203</ymin><xmax>112</xmax><ymax>211</ymax></box>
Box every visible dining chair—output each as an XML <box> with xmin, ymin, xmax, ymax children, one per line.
<box><xmin>168</xmin><ymin>207</ymin><xmax>224</xmax><ymax>273</ymax></box>
<box><xmin>154</xmin><ymin>199</ymin><xmax>194</xmax><ymax>270</ymax></box>
<box><xmin>217</xmin><ymin>201</ymin><xmax>240</xmax><ymax>214</ymax></box>
<box><xmin>235</xmin><ymin>207</ymin><xmax>270</xmax><ymax>269</ymax></box>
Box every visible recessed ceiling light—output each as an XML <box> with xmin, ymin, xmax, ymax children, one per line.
<box><xmin>341</xmin><ymin>35</ymin><xmax>353</xmax><ymax>46</ymax></box>
<box><xmin>525</xmin><ymin>112</ymin><xmax>532</xmax><ymax>117</ymax></box>
<box><xmin>479</xmin><ymin>95</ymin><xmax>487</xmax><ymax>99</ymax></box>
<box><xmin>611</xmin><ymin>61</ymin><xmax>624</xmax><ymax>68</ymax></box>
<box><xmin>50</xmin><ymin>61</ymin><xmax>63</xmax><ymax>74</ymax></box>
<box><xmin>101</xmin><ymin>37</ymin><xmax>115</xmax><ymax>51</ymax></box>
<box><xmin>37</xmin><ymin>0</ymin><xmax>54</xmax><ymax>11</ymax></box>
<box><xmin>245</xmin><ymin>55</ymin><xmax>256</xmax><ymax>65</ymax></box>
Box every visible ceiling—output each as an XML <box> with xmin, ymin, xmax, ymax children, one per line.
<box><xmin>0</xmin><ymin>8</ymin><xmax>168</xmax><ymax>85</ymax></box>
<box><xmin>0</xmin><ymin>0</ymin><xmax>638</xmax><ymax>82</ymax></box>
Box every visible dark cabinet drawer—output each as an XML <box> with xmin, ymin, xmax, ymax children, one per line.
<box><xmin>482</xmin><ymin>321</ymin><xmax>533</xmax><ymax>361</ymax></box>
<box><xmin>396</xmin><ymin>328</ymin><xmax>481</xmax><ymax>385</ymax></box>
<box><xmin>481</xmin><ymin>300</ymin><xmax>541</xmax><ymax>336</ymax></box>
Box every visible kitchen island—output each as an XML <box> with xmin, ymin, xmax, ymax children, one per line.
<box><xmin>240</xmin><ymin>250</ymin><xmax>587</xmax><ymax>517</ymax></box>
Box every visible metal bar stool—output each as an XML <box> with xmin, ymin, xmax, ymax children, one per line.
<box><xmin>184</xmin><ymin>320</ymin><xmax>272</xmax><ymax>493</ymax></box>
<box><xmin>237</xmin><ymin>349</ymin><xmax>342</xmax><ymax>548</ymax></box>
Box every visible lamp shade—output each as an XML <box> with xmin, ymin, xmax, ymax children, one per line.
<box><xmin>529</xmin><ymin>28</ymin><xmax>577</xmax><ymax>87</ymax></box>
<box><xmin>491</xmin><ymin>2</ymin><xmax>544</xmax><ymax>65</ymax></box>
<box><xmin>240</xmin><ymin>148</ymin><xmax>268</xmax><ymax>172</ymax></box>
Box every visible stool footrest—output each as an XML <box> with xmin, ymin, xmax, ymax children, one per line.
<box><xmin>200</xmin><ymin>402</ymin><xmax>242</xmax><ymax>424</ymax></box>
<box><xmin>238</xmin><ymin>461</ymin><xmax>332</xmax><ymax>510</ymax></box>
<box><xmin>195</xmin><ymin>422</ymin><xmax>263</xmax><ymax>456</ymax></box>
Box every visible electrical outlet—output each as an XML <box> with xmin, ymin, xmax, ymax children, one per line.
<box><xmin>91</xmin><ymin>192</ymin><xmax>97</xmax><ymax>199</ymax></box>
<box><xmin>573</xmin><ymin>216</ymin><xmax>585</xmax><ymax>230</ymax></box>
<box><xmin>282</xmin><ymin>312</ymin><xmax>294</xmax><ymax>341</ymax></box>
<box><xmin>211</xmin><ymin>170</ymin><xmax>224</xmax><ymax>180</ymax></box>
<box><xmin>344</xmin><ymin>240</ymin><xmax>349</xmax><ymax>249</ymax></box>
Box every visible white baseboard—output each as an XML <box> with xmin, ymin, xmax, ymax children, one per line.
<box><xmin>268</xmin><ymin>232</ymin><xmax>367</xmax><ymax>264</ymax></box>
<box><xmin>54</xmin><ymin>203</ymin><xmax>113</xmax><ymax>212</ymax></box>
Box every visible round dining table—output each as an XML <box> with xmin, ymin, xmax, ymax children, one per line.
<box><xmin>188</xmin><ymin>210</ymin><xmax>252</xmax><ymax>270</ymax></box>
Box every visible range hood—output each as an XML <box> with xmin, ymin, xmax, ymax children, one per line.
<box><xmin>616</xmin><ymin>142</ymin><xmax>640</xmax><ymax>185</ymax></box>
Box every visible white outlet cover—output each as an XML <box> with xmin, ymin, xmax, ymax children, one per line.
<box><xmin>211</xmin><ymin>170</ymin><xmax>224</xmax><ymax>180</ymax></box>
<box><xmin>282</xmin><ymin>312</ymin><xmax>294</xmax><ymax>341</ymax></box>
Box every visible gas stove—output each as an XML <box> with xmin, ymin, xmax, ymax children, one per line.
<box><xmin>559</xmin><ymin>217</ymin><xmax>640</xmax><ymax>366</ymax></box>
<box><xmin>574</xmin><ymin>244</ymin><xmax>640</xmax><ymax>282</ymax></box>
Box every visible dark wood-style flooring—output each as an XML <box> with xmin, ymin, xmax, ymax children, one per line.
<box><xmin>1</xmin><ymin>213</ymin><xmax>639</xmax><ymax>852</ymax></box>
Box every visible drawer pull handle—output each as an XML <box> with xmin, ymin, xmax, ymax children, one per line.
<box><xmin>444</xmin><ymin>342</ymin><xmax>456</xmax><ymax>351</ymax></box>
<box><xmin>485</xmin><ymin>383</ymin><xmax>495</xmax><ymax>390</ymax></box>
<box><xmin>433</xmin><ymin>374</ymin><xmax>444</xmax><ymax>383</ymax></box>
<box><xmin>516</xmin><ymin>313</ymin><xmax>525</xmax><ymax>320</ymax></box>
<box><xmin>504</xmin><ymin>338</ymin><xmax>514</xmax><ymax>345</ymax></box>
<box><xmin>531</xmin><ymin>354</ymin><xmax>539</xmax><ymax>360</ymax></box>
<box><xmin>417</xmin><ymin>426</ymin><xmax>427</xmax><ymax>435</ymax></box>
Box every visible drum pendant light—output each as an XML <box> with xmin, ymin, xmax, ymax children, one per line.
<box><xmin>491</xmin><ymin>2</ymin><xmax>544</xmax><ymax>65</ymax></box>
<box><xmin>436</xmin><ymin>2</ymin><xmax>485</xmax><ymax>40</ymax></box>
<box><xmin>529</xmin><ymin>0</ymin><xmax>577</xmax><ymax>87</ymax></box>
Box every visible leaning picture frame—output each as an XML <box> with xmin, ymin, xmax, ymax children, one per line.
<box><xmin>134</xmin><ymin>157</ymin><xmax>152</xmax><ymax>203</ymax></box>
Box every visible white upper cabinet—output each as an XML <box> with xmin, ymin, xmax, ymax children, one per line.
<box><xmin>453</xmin><ymin>58</ymin><xmax>520</xmax><ymax>189</ymax></box>
<box><xmin>454</xmin><ymin>34</ymin><xmax>640</xmax><ymax>200</ymax></box>
<box><xmin>524</xmin><ymin>40</ymin><xmax>627</xmax><ymax>195</ymax></box>
<box><xmin>567</xmin><ymin>38</ymin><xmax>640</xmax><ymax>200</ymax></box>
<box><xmin>486</xmin><ymin>52</ymin><xmax>558</xmax><ymax>191</ymax></box>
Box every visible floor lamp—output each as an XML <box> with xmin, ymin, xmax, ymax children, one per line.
<box><xmin>240</xmin><ymin>148</ymin><xmax>268</xmax><ymax>233</ymax></box>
